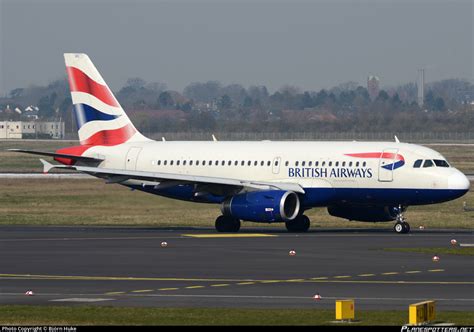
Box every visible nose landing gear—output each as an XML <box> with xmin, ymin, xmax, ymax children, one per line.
<box><xmin>393</xmin><ymin>205</ymin><xmax>410</xmax><ymax>234</ymax></box>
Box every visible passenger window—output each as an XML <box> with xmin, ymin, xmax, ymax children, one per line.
<box><xmin>308</xmin><ymin>161</ymin><xmax>312</xmax><ymax>166</ymax></box>
<box><xmin>285</xmin><ymin>161</ymin><xmax>289</xmax><ymax>167</ymax></box>
<box><xmin>221</xmin><ymin>161</ymin><xmax>225</xmax><ymax>166</ymax></box>
<box><xmin>183</xmin><ymin>160</ymin><xmax>186</xmax><ymax>166</ymax></box>
<box><xmin>228</xmin><ymin>160</ymin><xmax>232</xmax><ymax>166</ymax></box>
<box><xmin>356</xmin><ymin>162</ymin><xmax>359</xmax><ymax>167</ymax></box>
<box><xmin>189</xmin><ymin>160</ymin><xmax>193</xmax><ymax>166</ymax></box>
<box><xmin>423</xmin><ymin>160</ymin><xmax>434</xmax><ymax>168</ymax></box>
<box><xmin>275</xmin><ymin>161</ymin><xmax>279</xmax><ymax>166</ymax></box>
<box><xmin>196</xmin><ymin>160</ymin><xmax>200</xmax><ymax>166</ymax></box>
<box><xmin>363</xmin><ymin>162</ymin><xmax>366</xmax><ymax>167</ymax></box>
<box><xmin>413</xmin><ymin>160</ymin><xmax>423</xmax><ymax>168</ymax></box>
<box><xmin>235</xmin><ymin>161</ymin><xmax>238</xmax><ymax>166</ymax></box>
<box><xmin>202</xmin><ymin>161</ymin><xmax>206</xmax><ymax>166</ymax></box>
<box><xmin>177</xmin><ymin>160</ymin><xmax>180</xmax><ymax>166</ymax></box>
<box><xmin>302</xmin><ymin>161</ymin><xmax>306</xmax><ymax>167</ymax></box>
<box><xmin>260</xmin><ymin>161</ymin><xmax>264</xmax><ymax>166</ymax></box>
<box><xmin>215</xmin><ymin>161</ymin><xmax>219</xmax><ymax>166</ymax></box>
<box><xmin>248</xmin><ymin>161</ymin><xmax>251</xmax><ymax>166</ymax></box>
<box><xmin>349</xmin><ymin>162</ymin><xmax>352</xmax><ymax>167</ymax></box>
<box><xmin>335</xmin><ymin>161</ymin><xmax>339</xmax><ymax>167</ymax></box>
<box><xmin>329</xmin><ymin>161</ymin><xmax>332</xmax><ymax>167</ymax></box>
<box><xmin>164</xmin><ymin>160</ymin><xmax>167</xmax><ymax>166</ymax></box>
<box><xmin>254</xmin><ymin>161</ymin><xmax>258</xmax><ymax>166</ymax></box>
<box><xmin>157</xmin><ymin>160</ymin><xmax>161</xmax><ymax>166</ymax></box>
<box><xmin>267</xmin><ymin>161</ymin><xmax>271</xmax><ymax>166</ymax></box>
<box><xmin>241</xmin><ymin>161</ymin><xmax>245</xmax><ymax>166</ymax></box>
<box><xmin>170</xmin><ymin>160</ymin><xmax>174</xmax><ymax>166</ymax></box>
<box><xmin>342</xmin><ymin>161</ymin><xmax>346</xmax><ymax>167</ymax></box>
<box><xmin>434</xmin><ymin>160</ymin><xmax>450</xmax><ymax>167</ymax></box>
<box><xmin>295</xmin><ymin>161</ymin><xmax>299</xmax><ymax>166</ymax></box>
<box><xmin>315</xmin><ymin>161</ymin><xmax>319</xmax><ymax>167</ymax></box>
<box><xmin>322</xmin><ymin>161</ymin><xmax>326</xmax><ymax>167</ymax></box>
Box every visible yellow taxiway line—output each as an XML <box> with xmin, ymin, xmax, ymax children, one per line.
<box><xmin>181</xmin><ymin>234</ymin><xmax>277</xmax><ymax>238</ymax></box>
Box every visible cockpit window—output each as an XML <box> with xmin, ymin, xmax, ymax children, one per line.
<box><xmin>423</xmin><ymin>160</ymin><xmax>434</xmax><ymax>168</ymax></box>
<box><xmin>434</xmin><ymin>159</ymin><xmax>450</xmax><ymax>168</ymax></box>
<box><xmin>413</xmin><ymin>160</ymin><xmax>423</xmax><ymax>168</ymax></box>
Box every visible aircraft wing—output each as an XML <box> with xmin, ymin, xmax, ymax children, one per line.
<box><xmin>8</xmin><ymin>149</ymin><xmax>104</xmax><ymax>163</ymax></box>
<box><xmin>40</xmin><ymin>159</ymin><xmax>305</xmax><ymax>195</ymax></box>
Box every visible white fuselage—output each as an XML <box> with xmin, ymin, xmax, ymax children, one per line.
<box><xmin>80</xmin><ymin>140</ymin><xmax>469</xmax><ymax>209</ymax></box>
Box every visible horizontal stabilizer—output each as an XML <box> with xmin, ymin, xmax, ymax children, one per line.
<box><xmin>8</xmin><ymin>149</ymin><xmax>104</xmax><ymax>163</ymax></box>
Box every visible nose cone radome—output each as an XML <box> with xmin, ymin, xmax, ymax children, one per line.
<box><xmin>448</xmin><ymin>172</ymin><xmax>470</xmax><ymax>191</ymax></box>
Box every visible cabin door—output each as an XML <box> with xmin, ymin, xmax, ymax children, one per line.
<box><xmin>125</xmin><ymin>147</ymin><xmax>142</xmax><ymax>170</ymax></box>
<box><xmin>272</xmin><ymin>157</ymin><xmax>281</xmax><ymax>174</ymax></box>
<box><xmin>378</xmin><ymin>148</ymin><xmax>398</xmax><ymax>182</ymax></box>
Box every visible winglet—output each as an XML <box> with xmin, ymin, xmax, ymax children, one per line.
<box><xmin>40</xmin><ymin>159</ymin><xmax>55</xmax><ymax>174</ymax></box>
<box><xmin>212</xmin><ymin>134</ymin><xmax>218</xmax><ymax>142</ymax></box>
<box><xmin>394</xmin><ymin>135</ymin><xmax>400</xmax><ymax>143</ymax></box>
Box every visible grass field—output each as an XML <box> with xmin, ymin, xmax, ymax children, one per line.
<box><xmin>0</xmin><ymin>177</ymin><xmax>473</xmax><ymax>228</ymax></box>
<box><xmin>383</xmin><ymin>247</ymin><xmax>474</xmax><ymax>256</ymax></box>
<box><xmin>0</xmin><ymin>306</ymin><xmax>473</xmax><ymax>325</ymax></box>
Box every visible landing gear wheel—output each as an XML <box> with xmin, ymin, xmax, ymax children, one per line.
<box><xmin>394</xmin><ymin>222</ymin><xmax>410</xmax><ymax>234</ymax></box>
<box><xmin>215</xmin><ymin>215</ymin><xmax>241</xmax><ymax>232</ymax></box>
<box><xmin>285</xmin><ymin>215</ymin><xmax>310</xmax><ymax>233</ymax></box>
<box><xmin>393</xmin><ymin>204</ymin><xmax>410</xmax><ymax>234</ymax></box>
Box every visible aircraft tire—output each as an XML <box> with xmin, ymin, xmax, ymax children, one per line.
<box><xmin>285</xmin><ymin>215</ymin><xmax>310</xmax><ymax>233</ymax></box>
<box><xmin>394</xmin><ymin>222</ymin><xmax>410</xmax><ymax>234</ymax></box>
<box><xmin>215</xmin><ymin>215</ymin><xmax>241</xmax><ymax>232</ymax></box>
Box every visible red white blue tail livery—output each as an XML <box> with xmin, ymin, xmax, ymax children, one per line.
<box><xmin>65</xmin><ymin>53</ymin><xmax>147</xmax><ymax>145</ymax></box>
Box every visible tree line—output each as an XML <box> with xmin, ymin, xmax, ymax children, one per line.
<box><xmin>0</xmin><ymin>76</ymin><xmax>472</xmax><ymax>135</ymax></box>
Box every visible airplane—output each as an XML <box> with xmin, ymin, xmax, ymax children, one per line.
<box><xmin>10</xmin><ymin>53</ymin><xmax>470</xmax><ymax>234</ymax></box>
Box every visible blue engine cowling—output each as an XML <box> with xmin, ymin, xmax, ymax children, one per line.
<box><xmin>221</xmin><ymin>190</ymin><xmax>300</xmax><ymax>222</ymax></box>
<box><xmin>327</xmin><ymin>206</ymin><xmax>401</xmax><ymax>222</ymax></box>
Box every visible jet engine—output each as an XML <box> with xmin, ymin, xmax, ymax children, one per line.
<box><xmin>221</xmin><ymin>190</ymin><xmax>300</xmax><ymax>222</ymax></box>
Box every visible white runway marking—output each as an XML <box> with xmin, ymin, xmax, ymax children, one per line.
<box><xmin>0</xmin><ymin>173</ymin><xmax>92</xmax><ymax>179</ymax></box>
<box><xmin>50</xmin><ymin>298</ymin><xmax>114</xmax><ymax>302</ymax></box>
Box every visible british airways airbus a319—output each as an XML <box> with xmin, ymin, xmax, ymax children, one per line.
<box><xmin>11</xmin><ymin>54</ymin><xmax>470</xmax><ymax>233</ymax></box>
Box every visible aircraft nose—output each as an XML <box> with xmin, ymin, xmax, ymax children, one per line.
<box><xmin>448</xmin><ymin>172</ymin><xmax>470</xmax><ymax>191</ymax></box>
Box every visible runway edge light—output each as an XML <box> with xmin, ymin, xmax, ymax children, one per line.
<box><xmin>335</xmin><ymin>299</ymin><xmax>355</xmax><ymax>321</ymax></box>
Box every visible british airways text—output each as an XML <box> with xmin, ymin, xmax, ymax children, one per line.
<box><xmin>288</xmin><ymin>167</ymin><xmax>373</xmax><ymax>178</ymax></box>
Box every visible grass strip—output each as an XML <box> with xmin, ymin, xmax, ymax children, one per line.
<box><xmin>383</xmin><ymin>247</ymin><xmax>474</xmax><ymax>256</ymax></box>
<box><xmin>0</xmin><ymin>305</ymin><xmax>473</xmax><ymax>325</ymax></box>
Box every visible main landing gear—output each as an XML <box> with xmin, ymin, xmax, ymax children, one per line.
<box><xmin>393</xmin><ymin>205</ymin><xmax>410</xmax><ymax>234</ymax></box>
<box><xmin>215</xmin><ymin>215</ymin><xmax>241</xmax><ymax>232</ymax></box>
<box><xmin>285</xmin><ymin>215</ymin><xmax>310</xmax><ymax>233</ymax></box>
<box><xmin>214</xmin><ymin>215</ymin><xmax>311</xmax><ymax>233</ymax></box>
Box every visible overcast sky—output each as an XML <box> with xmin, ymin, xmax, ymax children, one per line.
<box><xmin>0</xmin><ymin>0</ymin><xmax>472</xmax><ymax>95</ymax></box>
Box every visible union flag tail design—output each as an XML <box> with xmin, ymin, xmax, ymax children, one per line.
<box><xmin>64</xmin><ymin>53</ymin><xmax>148</xmax><ymax>146</ymax></box>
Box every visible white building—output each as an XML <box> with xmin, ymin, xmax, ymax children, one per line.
<box><xmin>0</xmin><ymin>121</ymin><xmax>65</xmax><ymax>139</ymax></box>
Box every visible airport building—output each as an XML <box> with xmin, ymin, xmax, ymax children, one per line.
<box><xmin>0</xmin><ymin>120</ymin><xmax>65</xmax><ymax>139</ymax></box>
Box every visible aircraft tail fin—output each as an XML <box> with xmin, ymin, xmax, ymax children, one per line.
<box><xmin>64</xmin><ymin>53</ymin><xmax>148</xmax><ymax>146</ymax></box>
